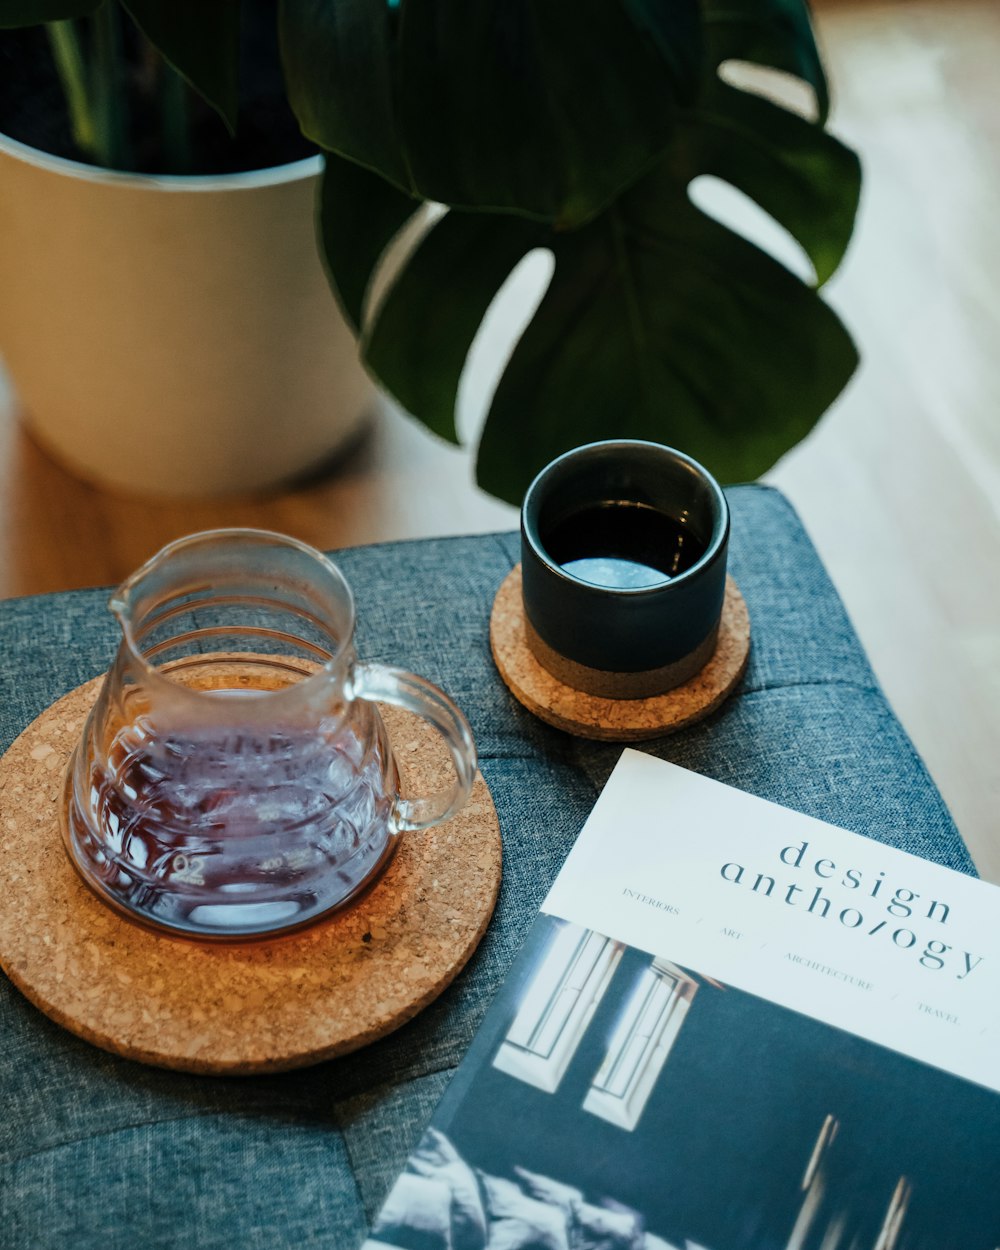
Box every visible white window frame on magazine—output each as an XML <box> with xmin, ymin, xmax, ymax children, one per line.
<box><xmin>583</xmin><ymin>958</ymin><xmax>698</xmax><ymax>1130</ymax></box>
<box><xmin>493</xmin><ymin>923</ymin><xmax>623</xmax><ymax>1093</ymax></box>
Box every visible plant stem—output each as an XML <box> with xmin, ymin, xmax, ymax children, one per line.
<box><xmin>45</xmin><ymin>20</ymin><xmax>97</xmax><ymax>158</ymax></box>
<box><xmin>160</xmin><ymin>62</ymin><xmax>192</xmax><ymax>174</ymax></box>
<box><xmin>90</xmin><ymin>1</ymin><xmax>133</xmax><ymax>171</ymax></box>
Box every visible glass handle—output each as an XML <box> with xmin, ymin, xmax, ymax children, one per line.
<box><xmin>351</xmin><ymin>661</ymin><xmax>477</xmax><ymax>834</ymax></box>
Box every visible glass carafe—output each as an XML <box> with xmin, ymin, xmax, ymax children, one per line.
<box><xmin>60</xmin><ymin>529</ymin><xmax>477</xmax><ymax>940</ymax></box>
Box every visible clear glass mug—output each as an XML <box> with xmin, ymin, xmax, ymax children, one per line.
<box><xmin>60</xmin><ymin>529</ymin><xmax>477</xmax><ymax>941</ymax></box>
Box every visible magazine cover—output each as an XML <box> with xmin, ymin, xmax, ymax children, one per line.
<box><xmin>363</xmin><ymin>750</ymin><xmax>1000</xmax><ymax>1250</ymax></box>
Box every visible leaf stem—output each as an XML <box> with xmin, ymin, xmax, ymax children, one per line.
<box><xmin>90</xmin><ymin>0</ymin><xmax>133</xmax><ymax>170</ymax></box>
<box><xmin>159</xmin><ymin>60</ymin><xmax>192</xmax><ymax>173</ymax></box>
<box><xmin>45</xmin><ymin>20</ymin><xmax>97</xmax><ymax>157</ymax></box>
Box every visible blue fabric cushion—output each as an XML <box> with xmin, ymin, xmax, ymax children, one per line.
<box><xmin>0</xmin><ymin>485</ymin><xmax>972</xmax><ymax>1248</ymax></box>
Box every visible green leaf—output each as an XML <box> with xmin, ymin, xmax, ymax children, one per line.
<box><xmin>121</xmin><ymin>0</ymin><xmax>241</xmax><ymax>134</ymax></box>
<box><xmin>362</xmin><ymin>208</ymin><xmax>545</xmax><ymax>444</ymax></box>
<box><xmin>279</xmin><ymin>0</ymin><xmax>411</xmax><ymax>192</ymax></box>
<box><xmin>308</xmin><ymin>0</ymin><xmax>859</xmax><ymax>505</ymax></box>
<box><xmin>621</xmin><ymin>0</ymin><xmax>703</xmax><ymax>98</ymax></box>
<box><xmin>319</xmin><ymin>151</ymin><xmax>422</xmax><ymax>334</ymax></box>
<box><xmin>0</xmin><ymin>0</ymin><xmax>101</xmax><ymax>25</ymax></box>
<box><xmin>395</xmin><ymin>0</ymin><xmax>701</xmax><ymax>226</ymax></box>
<box><xmin>670</xmin><ymin>81</ymin><xmax>861</xmax><ymax>284</ymax></box>
<box><xmin>703</xmin><ymin>0</ymin><xmax>829</xmax><ymax>123</ymax></box>
<box><xmin>474</xmin><ymin>169</ymin><xmax>857</xmax><ymax>502</ymax></box>
<box><xmin>281</xmin><ymin>0</ymin><xmax>700</xmax><ymax>226</ymax></box>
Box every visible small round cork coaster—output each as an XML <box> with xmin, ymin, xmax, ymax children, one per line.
<box><xmin>490</xmin><ymin>565</ymin><xmax>750</xmax><ymax>741</ymax></box>
<box><xmin>0</xmin><ymin>678</ymin><xmax>501</xmax><ymax>1075</ymax></box>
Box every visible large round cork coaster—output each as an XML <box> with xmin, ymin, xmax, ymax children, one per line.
<box><xmin>0</xmin><ymin>678</ymin><xmax>501</xmax><ymax>1075</ymax></box>
<box><xmin>491</xmin><ymin>565</ymin><xmax>749</xmax><ymax>741</ymax></box>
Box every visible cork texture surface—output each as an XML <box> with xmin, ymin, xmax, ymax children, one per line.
<box><xmin>0</xmin><ymin>678</ymin><xmax>501</xmax><ymax>1075</ymax></box>
<box><xmin>491</xmin><ymin>565</ymin><xmax>750</xmax><ymax>741</ymax></box>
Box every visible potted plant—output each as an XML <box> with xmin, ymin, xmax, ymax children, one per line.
<box><xmin>0</xmin><ymin>1</ymin><xmax>371</xmax><ymax>497</ymax></box>
<box><xmin>3</xmin><ymin>1</ymin><xmax>860</xmax><ymax>507</ymax></box>
<box><xmin>279</xmin><ymin>0</ymin><xmax>862</xmax><ymax>503</ymax></box>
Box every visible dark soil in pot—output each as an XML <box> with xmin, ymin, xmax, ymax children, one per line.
<box><xmin>0</xmin><ymin>2</ymin><xmax>314</xmax><ymax>174</ymax></box>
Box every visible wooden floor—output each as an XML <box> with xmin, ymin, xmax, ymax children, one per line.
<box><xmin>1</xmin><ymin>0</ymin><xmax>997</xmax><ymax>879</ymax></box>
<box><xmin>771</xmin><ymin>0</ymin><xmax>1000</xmax><ymax>883</ymax></box>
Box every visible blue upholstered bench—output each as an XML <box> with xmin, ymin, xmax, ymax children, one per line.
<box><xmin>0</xmin><ymin>485</ymin><xmax>973</xmax><ymax>1248</ymax></box>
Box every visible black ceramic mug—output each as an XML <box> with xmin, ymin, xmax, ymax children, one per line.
<box><xmin>520</xmin><ymin>440</ymin><xmax>729</xmax><ymax>699</ymax></box>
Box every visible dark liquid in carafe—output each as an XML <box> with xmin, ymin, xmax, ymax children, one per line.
<box><xmin>543</xmin><ymin>500</ymin><xmax>707</xmax><ymax>589</ymax></box>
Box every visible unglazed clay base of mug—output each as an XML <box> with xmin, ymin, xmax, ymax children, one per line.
<box><xmin>490</xmin><ymin>565</ymin><xmax>750</xmax><ymax>741</ymax></box>
<box><xmin>0</xmin><ymin>676</ymin><xmax>501</xmax><ymax>1075</ymax></box>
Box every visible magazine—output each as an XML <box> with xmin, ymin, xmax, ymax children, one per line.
<box><xmin>363</xmin><ymin>750</ymin><xmax>1000</xmax><ymax>1250</ymax></box>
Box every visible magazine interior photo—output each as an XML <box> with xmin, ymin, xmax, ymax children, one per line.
<box><xmin>364</xmin><ymin>917</ymin><xmax>1000</xmax><ymax>1250</ymax></box>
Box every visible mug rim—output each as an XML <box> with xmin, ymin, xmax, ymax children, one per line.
<box><xmin>109</xmin><ymin>527</ymin><xmax>357</xmax><ymax>706</ymax></box>
<box><xmin>522</xmin><ymin>440</ymin><xmax>730</xmax><ymax>597</ymax></box>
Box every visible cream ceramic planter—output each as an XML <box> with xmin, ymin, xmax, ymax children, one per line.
<box><xmin>0</xmin><ymin>135</ymin><xmax>370</xmax><ymax>497</ymax></box>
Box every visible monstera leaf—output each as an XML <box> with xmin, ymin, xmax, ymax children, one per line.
<box><xmin>282</xmin><ymin>0</ymin><xmax>703</xmax><ymax>228</ymax></box>
<box><xmin>287</xmin><ymin>0</ymin><xmax>861</xmax><ymax>503</ymax></box>
<box><xmin>121</xmin><ymin>0</ymin><xmax>241</xmax><ymax>132</ymax></box>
